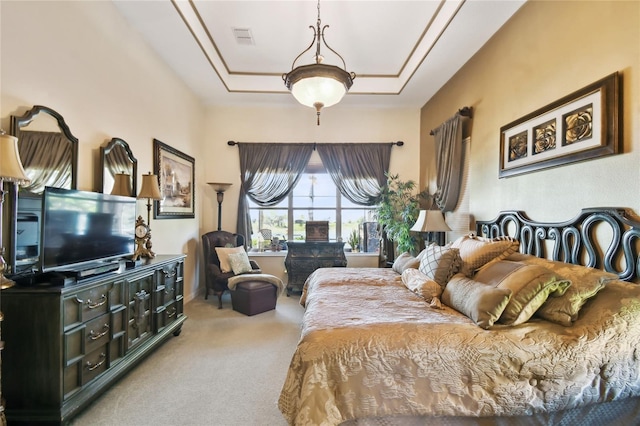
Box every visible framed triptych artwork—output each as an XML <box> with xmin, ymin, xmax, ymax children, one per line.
<box><xmin>499</xmin><ymin>72</ymin><xmax>621</xmax><ymax>178</ymax></box>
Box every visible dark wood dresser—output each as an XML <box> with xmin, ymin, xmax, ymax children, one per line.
<box><xmin>284</xmin><ymin>242</ymin><xmax>347</xmax><ymax>295</ymax></box>
<box><xmin>1</xmin><ymin>254</ymin><xmax>186</xmax><ymax>424</ymax></box>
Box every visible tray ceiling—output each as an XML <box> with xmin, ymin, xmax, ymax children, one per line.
<box><xmin>113</xmin><ymin>0</ymin><xmax>526</xmax><ymax>108</ymax></box>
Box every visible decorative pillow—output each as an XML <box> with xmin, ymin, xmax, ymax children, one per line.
<box><xmin>442</xmin><ymin>273</ymin><xmax>512</xmax><ymax>329</ymax></box>
<box><xmin>473</xmin><ymin>260</ymin><xmax>572</xmax><ymax>325</ymax></box>
<box><xmin>507</xmin><ymin>253</ymin><xmax>616</xmax><ymax>326</ymax></box>
<box><xmin>401</xmin><ymin>268</ymin><xmax>442</xmax><ymax>303</ymax></box>
<box><xmin>451</xmin><ymin>234</ymin><xmax>520</xmax><ymax>276</ymax></box>
<box><xmin>392</xmin><ymin>252</ymin><xmax>420</xmax><ymax>274</ymax></box>
<box><xmin>418</xmin><ymin>244</ymin><xmax>462</xmax><ymax>287</ymax></box>
<box><xmin>228</xmin><ymin>251</ymin><xmax>253</xmax><ymax>275</ymax></box>
<box><xmin>215</xmin><ymin>246</ymin><xmax>246</xmax><ymax>273</ymax></box>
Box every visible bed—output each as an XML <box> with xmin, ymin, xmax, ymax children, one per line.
<box><xmin>278</xmin><ymin>207</ymin><xmax>640</xmax><ymax>425</ymax></box>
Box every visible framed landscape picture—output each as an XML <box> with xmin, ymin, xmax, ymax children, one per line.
<box><xmin>499</xmin><ymin>72</ymin><xmax>620</xmax><ymax>178</ymax></box>
<box><xmin>153</xmin><ymin>138</ymin><xmax>195</xmax><ymax>219</ymax></box>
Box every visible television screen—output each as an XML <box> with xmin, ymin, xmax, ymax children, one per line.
<box><xmin>40</xmin><ymin>187</ymin><xmax>136</xmax><ymax>273</ymax></box>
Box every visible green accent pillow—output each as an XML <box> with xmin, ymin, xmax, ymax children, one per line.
<box><xmin>474</xmin><ymin>260</ymin><xmax>571</xmax><ymax>325</ymax></box>
<box><xmin>228</xmin><ymin>251</ymin><xmax>253</xmax><ymax>275</ymax></box>
<box><xmin>442</xmin><ymin>273</ymin><xmax>512</xmax><ymax>329</ymax></box>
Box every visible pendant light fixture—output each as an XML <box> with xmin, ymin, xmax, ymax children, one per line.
<box><xmin>282</xmin><ymin>0</ymin><xmax>355</xmax><ymax>125</ymax></box>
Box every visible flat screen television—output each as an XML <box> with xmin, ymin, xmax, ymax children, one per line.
<box><xmin>40</xmin><ymin>187</ymin><xmax>136</xmax><ymax>273</ymax></box>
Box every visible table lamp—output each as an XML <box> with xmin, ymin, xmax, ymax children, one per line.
<box><xmin>111</xmin><ymin>172</ymin><xmax>132</xmax><ymax>197</ymax></box>
<box><xmin>133</xmin><ymin>172</ymin><xmax>162</xmax><ymax>260</ymax></box>
<box><xmin>0</xmin><ymin>130</ymin><xmax>30</xmax><ymax>426</ymax></box>
<box><xmin>410</xmin><ymin>209</ymin><xmax>451</xmax><ymax>247</ymax></box>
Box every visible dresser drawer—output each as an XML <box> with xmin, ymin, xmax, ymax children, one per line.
<box><xmin>63</xmin><ymin>281</ymin><xmax>122</xmax><ymax>329</ymax></box>
<box><xmin>82</xmin><ymin>347</ymin><xmax>108</xmax><ymax>385</ymax></box>
<box><xmin>84</xmin><ymin>313</ymin><xmax>111</xmax><ymax>355</ymax></box>
<box><xmin>158</xmin><ymin>261</ymin><xmax>182</xmax><ymax>288</ymax></box>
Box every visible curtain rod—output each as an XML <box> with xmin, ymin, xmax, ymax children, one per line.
<box><xmin>227</xmin><ymin>141</ymin><xmax>404</xmax><ymax>148</ymax></box>
<box><xmin>430</xmin><ymin>106</ymin><xmax>473</xmax><ymax>136</ymax></box>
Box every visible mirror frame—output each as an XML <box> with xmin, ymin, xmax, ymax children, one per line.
<box><xmin>99</xmin><ymin>138</ymin><xmax>137</xmax><ymax>197</ymax></box>
<box><xmin>5</xmin><ymin>105</ymin><xmax>79</xmax><ymax>276</ymax></box>
<box><xmin>10</xmin><ymin>104</ymin><xmax>79</xmax><ymax>190</ymax></box>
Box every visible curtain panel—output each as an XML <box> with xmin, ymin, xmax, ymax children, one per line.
<box><xmin>236</xmin><ymin>143</ymin><xmax>314</xmax><ymax>244</ymax></box>
<box><xmin>315</xmin><ymin>143</ymin><xmax>391</xmax><ymax>206</ymax></box>
<box><xmin>433</xmin><ymin>114</ymin><xmax>463</xmax><ymax>212</ymax></box>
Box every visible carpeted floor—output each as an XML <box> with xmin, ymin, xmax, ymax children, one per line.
<box><xmin>69</xmin><ymin>292</ymin><xmax>304</xmax><ymax>426</ymax></box>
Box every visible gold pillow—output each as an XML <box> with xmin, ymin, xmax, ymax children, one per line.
<box><xmin>474</xmin><ymin>260</ymin><xmax>571</xmax><ymax>325</ymax></box>
<box><xmin>214</xmin><ymin>246</ymin><xmax>246</xmax><ymax>273</ymax></box>
<box><xmin>442</xmin><ymin>273</ymin><xmax>512</xmax><ymax>329</ymax></box>
<box><xmin>507</xmin><ymin>253</ymin><xmax>616</xmax><ymax>326</ymax></box>
<box><xmin>401</xmin><ymin>268</ymin><xmax>442</xmax><ymax>303</ymax></box>
<box><xmin>392</xmin><ymin>252</ymin><xmax>420</xmax><ymax>274</ymax></box>
<box><xmin>451</xmin><ymin>234</ymin><xmax>520</xmax><ymax>275</ymax></box>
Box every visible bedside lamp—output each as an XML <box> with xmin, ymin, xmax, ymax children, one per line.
<box><xmin>410</xmin><ymin>209</ymin><xmax>451</xmax><ymax>247</ymax></box>
<box><xmin>208</xmin><ymin>182</ymin><xmax>232</xmax><ymax>231</ymax></box>
<box><xmin>0</xmin><ymin>130</ymin><xmax>30</xmax><ymax>426</ymax></box>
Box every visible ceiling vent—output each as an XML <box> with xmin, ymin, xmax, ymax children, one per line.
<box><xmin>233</xmin><ymin>28</ymin><xmax>254</xmax><ymax>45</ymax></box>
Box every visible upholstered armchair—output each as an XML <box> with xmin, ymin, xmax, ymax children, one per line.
<box><xmin>202</xmin><ymin>230</ymin><xmax>261</xmax><ymax>308</ymax></box>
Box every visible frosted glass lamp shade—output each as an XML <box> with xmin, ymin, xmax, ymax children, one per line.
<box><xmin>208</xmin><ymin>182</ymin><xmax>232</xmax><ymax>194</ymax></box>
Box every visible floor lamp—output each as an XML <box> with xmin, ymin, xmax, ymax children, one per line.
<box><xmin>208</xmin><ymin>182</ymin><xmax>232</xmax><ymax>231</ymax></box>
<box><xmin>410</xmin><ymin>209</ymin><xmax>451</xmax><ymax>248</ymax></box>
<box><xmin>0</xmin><ymin>130</ymin><xmax>30</xmax><ymax>426</ymax></box>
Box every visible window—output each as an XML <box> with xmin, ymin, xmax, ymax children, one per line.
<box><xmin>248</xmin><ymin>171</ymin><xmax>377</xmax><ymax>247</ymax></box>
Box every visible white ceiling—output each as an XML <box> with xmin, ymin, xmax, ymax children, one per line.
<box><xmin>112</xmin><ymin>0</ymin><xmax>526</xmax><ymax>109</ymax></box>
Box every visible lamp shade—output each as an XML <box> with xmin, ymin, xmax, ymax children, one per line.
<box><xmin>207</xmin><ymin>182</ymin><xmax>232</xmax><ymax>193</ymax></box>
<box><xmin>111</xmin><ymin>173</ymin><xmax>132</xmax><ymax>197</ymax></box>
<box><xmin>285</xmin><ymin>64</ymin><xmax>354</xmax><ymax>109</ymax></box>
<box><xmin>138</xmin><ymin>173</ymin><xmax>162</xmax><ymax>200</ymax></box>
<box><xmin>0</xmin><ymin>133</ymin><xmax>30</xmax><ymax>184</ymax></box>
<box><xmin>410</xmin><ymin>210</ymin><xmax>451</xmax><ymax>233</ymax></box>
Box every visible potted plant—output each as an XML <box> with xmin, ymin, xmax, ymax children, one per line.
<box><xmin>347</xmin><ymin>229</ymin><xmax>360</xmax><ymax>252</ymax></box>
<box><xmin>375</xmin><ymin>173</ymin><xmax>428</xmax><ymax>255</ymax></box>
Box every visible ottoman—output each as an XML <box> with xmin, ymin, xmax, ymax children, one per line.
<box><xmin>230</xmin><ymin>280</ymin><xmax>278</xmax><ymax>316</ymax></box>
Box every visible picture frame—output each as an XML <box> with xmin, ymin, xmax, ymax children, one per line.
<box><xmin>153</xmin><ymin>138</ymin><xmax>195</xmax><ymax>219</ymax></box>
<box><xmin>499</xmin><ymin>72</ymin><xmax>620</xmax><ymax>178</ymax></box>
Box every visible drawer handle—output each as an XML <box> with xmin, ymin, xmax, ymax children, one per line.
<box><xmin>163</xmin><ymin>269</ymin><xmax>177</xmax><ymax>279</ymax></box>
<box><xmin>88</xmin><ymin>324</ymin><xmax>110</xmax><ymax>341</ymax></box>
<box><xmin>85</xmin><ymin>353</ymin><xmax>106</xmax><ymax>371</ymax></box>
<box><xmin>85</xmin><ymin>294</ymin><xmax>107</xmax><ymax>309</ymax></box>
<box><xmin>166</xmin><ymin>307</ymin><xmax>177</xmax><ymax>318</ymax></box>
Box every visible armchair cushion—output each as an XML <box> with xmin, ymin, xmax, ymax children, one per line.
<box><xmin>228</xmin><ymin>251</ymin><xmax>253</xmax><ymax>275</ymax></box>
<box><xmin>215</xmin><ymin>246</ymin><xmax>246</xmax><ymax>273</ymax></box>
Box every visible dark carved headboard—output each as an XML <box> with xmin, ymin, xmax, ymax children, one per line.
<box><xmin>476</xmin><ymin>207</ymin><xmax>640</xmax><ymax>282</ymax></box>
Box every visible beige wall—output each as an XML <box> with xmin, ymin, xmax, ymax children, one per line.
<box><xmin>420</xmin><ymin>1</ymin><xmax>640</xmax><ymax>224</ymax></box>
<box><xmin>201</xmin><ymin>105</ymin><xmax>421</xmax><ymax>234</ymax></box>
<box><xmin>0</xmin><ymin>1</ymin><xmax>205</xmax><ymax>301</ymax></box>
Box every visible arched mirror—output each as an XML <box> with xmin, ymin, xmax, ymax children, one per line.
<box><xmin>100</xmin><ymin>138</ymin><xmax>137</xmax><ymax>197</ymax></box>
<box><xmin>5</xmin><ymin>105</ymin><xmax>79</xmax><ymax>275</ymax></box>
<box><xmin>10</xmin><ymin>105</ymin><xmax>78</xmax><ymax>194</ymax></box>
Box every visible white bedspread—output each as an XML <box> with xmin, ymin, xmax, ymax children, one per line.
<box><xmin>278</xmin><ymin>267</ymin><xmax>640</xmax><ymax>426</ymax></box>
